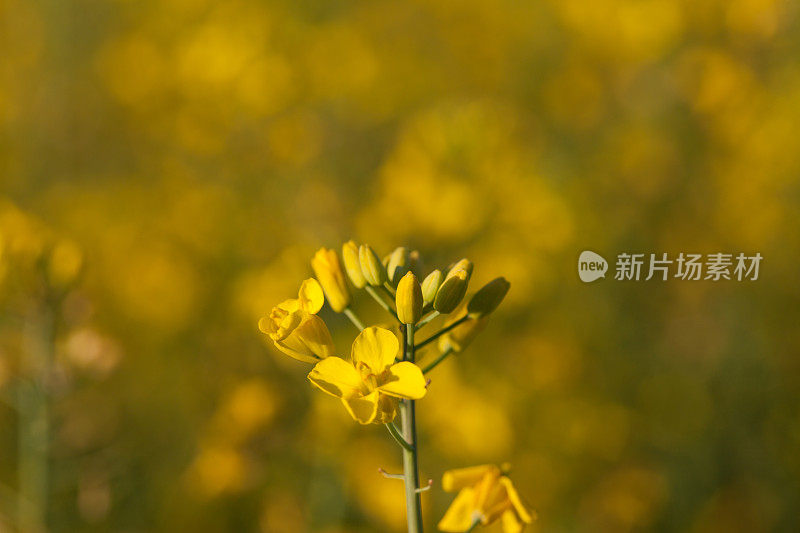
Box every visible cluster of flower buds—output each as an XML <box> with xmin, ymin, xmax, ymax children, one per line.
<box><xmin>338</xmin><ymin>241</ymin><xmax>510</xmax><ymax>327</ymax></box>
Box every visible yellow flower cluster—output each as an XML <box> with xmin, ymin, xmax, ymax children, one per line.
<box><xmin>257</xmin><ymin>242</ymin><xmax>533</xmax><ymax>532</ymax></box>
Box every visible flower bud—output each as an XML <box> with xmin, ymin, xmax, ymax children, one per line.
<box><xmin>359</xmin><ymin>244</ymin><xmax>387</xmax><ymax>286</ymax></box>
<box><xmin>421</xmin><ymin>269</ymin><xmax>443</xmax><ymax>305</ymax></box>
<box><xmin>386</xmin><ymin>246</ymin><xmax>409</xmax><ymax>287</ymax></box>
<box><xmin>433</xmin><ymin>269</ymin><xmax>468</xmax><ymax>313</ymax></box>
<box><xmin>467</xmin><ymin>277</ymin><xmax>510</xmax><ymax>317</ymax></box>
<box><xmin>311</xmin><ymin>247</ymin><xmax>351</xmax><ymax>312</ymax></box>
<box><xmin>446</xmin><ymin>258</ymin><xmax>473</xmax><ymax>281</ymax></box>
<box><xmin>396</xmin><ymin>272</ymin><xmax>423</xmax><ymax>324</ymax></box>
<box><xmin>342</xmin><ymin>240</ymin><xmax>366</xmax><ymax>289</ymax></box>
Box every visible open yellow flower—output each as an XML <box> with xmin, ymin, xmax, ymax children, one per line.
<box><xmin>438</xmin><ymin>464</ymin><xmax>535</xmax><ymax>533</ymax></box>
<box><xmin>258</xmin><ymin>279</ymin><xmax>335</xmax><ymax>364</ymax></box>
<box><xmin>307</xmin><ymin>327</ymin><xmax>427</xmax><ymax>424</ymax></box>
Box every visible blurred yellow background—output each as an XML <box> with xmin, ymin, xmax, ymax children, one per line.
<box><xmin>2</xmin><ymin>0</ymin><xmax>800</xmax><ymax>531</ymax></box>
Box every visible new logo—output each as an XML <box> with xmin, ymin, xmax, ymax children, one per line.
<box><xmin>578</xmin><ymin>251</ymin><xmax>608</xmax><ymax>283</ymax></box>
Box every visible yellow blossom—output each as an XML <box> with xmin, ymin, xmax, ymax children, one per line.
<box><xmin>258</xmin><ymin>278</ymin><xmax>335</xmax><ymax>364</ymax></box>
<box><xmin>438</xmin><ymin>464</ymin><xmax>535</xmax><ymax>533</ymax></box>
<box><xmin>311</xmin><ymin>247</ymin><xmax>351</xmax><ymax>312</ymax></box>
<box><xmin>307</xmin><ymin>326</ymin><xmax>427</xmax><ymax>424</ymax></box>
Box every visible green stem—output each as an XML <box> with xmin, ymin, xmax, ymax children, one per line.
<box><xmin>365</xmin><ymin>286</ymin><xmax>399</xmax><ymax>322</ymax></box>
<box><xmin>422</xmin><ymin>347</ymin><xmax>455</xmax><ymax>374</ymax></box>
<box><xmin>416</xmin><ymin>315</ymin><xmax>470</xmax><ymax>350</ymax></box>
<box><xmin>400</xmin><ymin>325</ymin><xmax>423</xmax><ymax>532</ymax></box>
<box><xmin>385</xmin><ymin>423</ymin><xmax>414</xmax><ymax>452</ymax></box>
<box><xmin>415</xmin><ymin>311</ymin><xmax>440</xmax><ymax>331</ymax></box>
<box><xmin>342</xmin><ymin>307</ymin><xmax>365</xmax><ymax>331</ymax></box>
<box><xmin>18</xmin><ymin>302</ymin><xmax>54</xmax><ymax>533</ymax></box>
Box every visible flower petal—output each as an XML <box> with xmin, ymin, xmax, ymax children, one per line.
<box><xmin>258</xmin><ymin>316</ymin><xmax>274</xmax><ymax>335</ymax></box>
<box><xmin>342</xmin><ymin>390</ymin><xmax>380</xmax><ymax>424</ymax></box>
<box><xmin>307</xmin><ymin>357</ymin><xmax>363</xmax><ymax>399</ymax></box>
<box><xmin>482</xmin><ymin>488</ymin><xmax>512</xmax><ymax>525</ymax></box>
<box><xmin>298</xmin><ymin>278</ymin><xmax>324</xmax><ymax>314</ymax></box>
<box><xmin>437</xmin><ymin>487</ymin><xmax>479</xmax><ymax>532</ymax></box>
<box><xmin>500</xmin><ymin>509</ymin><xmax>525</xmax><ymax>533</ymax></box>
<box><xmin>379</xmin><ymin>361</ymin><xmax>427</xmax><ymax>399</ymax></box>
<box><xmin>499</xmin><ymin>477</ymin><xmax>534</xmax><ymax>524</ymax></box>
<box><xmin>272</xmin><ymin>337</ymin><xmax>319</xmax><ymax>364</ymax></box>
<box><xmin>294</xmin><ymin>314</ymin><xmax>335</xmax><ymax>357</ymax></box>
<box><xmin>442</xmin><ymin>465</ymin><xmax>499</xmax><ymax>492</ymax></box>
<box><xmin>474</xmin><ymin>468</ymin><xmax>502</xmax><ymax>518</ymax></box>
<box><xmin>351</xmin><ymin>326</ymin><xmax>399</xmax><ymax>372</ymax></box>
<box><xmin>276</xmin><ymin>298</ymin><xmax>301</xmax><ymax>313</ymax></box>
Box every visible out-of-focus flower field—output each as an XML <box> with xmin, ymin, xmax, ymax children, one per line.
<box><xmin>2</xmin><ymin>0</ymin><xmax>800</xmax><ymax>531</ymax></box>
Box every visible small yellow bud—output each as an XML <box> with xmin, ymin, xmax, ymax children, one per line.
<box><xmin>434</xmin><ymin>269</ymin><xmax>468</xmax><ymax>313</ymax></box>
<box><xmin>467</xmin><ymin>277</ymin><xmax>510</xmax><ymax>317</ymax></box>
<box><xmin>396</xmin><ymin>272</ymin><xmax>423</xmax><ymax>324</ymax></box>
<box><xmin>311</xmin><ymin>248</ymin><xmax>351</xmax><ymax>312</ymax></box>
<box><xmin>421</xmin><ymin>269</ymin><xmax>443</xmax><ymax>305</ymax></box>
<box><xmin>342</xmin><ymin>240</ymin><xmax>366</xmax><ymax>288</ymax></box>
<box><xmin>358</xmin><ymin>244</ymin><xmax>387</xmax><ymax>286</ymax></box>
<box><xmin>386</xmin><ymin>247</ymin><xmax>409</xmax><ymax>286</ymax></box>
<box><xmin>447</xmin><ymin>258</ymin><xmax>473</xmax><ymax>280</ymax></box>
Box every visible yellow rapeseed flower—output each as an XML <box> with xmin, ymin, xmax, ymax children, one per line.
<box><xmin>307</xmin><ymin>327</ymin><xmax>427</xmax><ymax>424</ymax></box>
<box><xmin>258</xmin><ymin>279</ymin><xmax>335</xmax><ymax>364</ymax></box>
<box><xmin>438</xmin><ymin>464</ymin><xmax>534</xmax><ymax>533</ymax></box>
<box><xmin>311</xmin><ymin>247</ymin><xmax>351</xmax><ymax>312</ymax></box>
